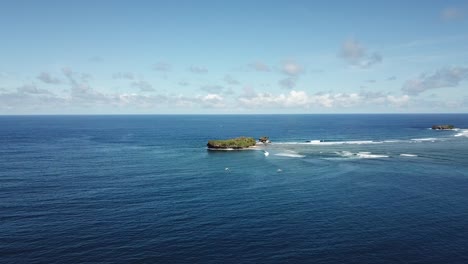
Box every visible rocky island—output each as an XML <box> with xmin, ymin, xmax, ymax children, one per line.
<box><xmin>207</xmin><ymin>137</ymin><xmax>258</xmax><ymax>150</ymax></box>
<box><xmin>432</xmin><ymin>124</ymin><xmax>455</xmax><ymax>130</ymax></box>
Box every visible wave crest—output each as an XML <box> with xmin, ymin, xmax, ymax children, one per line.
<box><xmin>275</xmin><ymin>153</ymin><xmax>306</xmax><ymax>158</ymax></box>
<box><xmin>454</xmin><ymin>129</ymin><xmax>468</xmax><ymax>137</ymax></box>
<box><xmin>335</xmin><ymin>151</ymin><xmax>389</xmax><ymax>159</ymax></box>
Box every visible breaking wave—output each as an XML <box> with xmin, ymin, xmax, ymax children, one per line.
<box><xmin>411</xmin><ymin>138</ymin><xmax>438</xmax><ymax>142</ymax></box>
<box><xmin>278</xmin><ymin>140</ymin><xmax>383</xmax><ymax>145</ymax></box>
<box><xmin>400</xmin><ymin>153</ymin><xmax>418</xmax><ymax>157</ymax></box>
<box><xmin>454</xmin><ymin>129</ymin><xmax>468</xmax><ymax>137</ymax></box>
<box><xmin>275</xmin><ymin>152</ymin><xmax>306</xmax><ymax>158</ymax></box>
<box><xmin>335</xmin><ymin>151</ymin><xmax>389</xmax><ymax>159</ymax></box>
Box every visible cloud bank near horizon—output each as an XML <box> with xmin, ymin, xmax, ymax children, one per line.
<box><xmin>0</xmin><ymin>2</ymin><xmax>467</xmax><ymax>114</ymax></box>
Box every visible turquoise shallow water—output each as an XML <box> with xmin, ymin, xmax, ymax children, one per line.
<box><xmin>1</xmin><ymin>114</ymin><xmax>468</xmax><ymax>263</ymax></box>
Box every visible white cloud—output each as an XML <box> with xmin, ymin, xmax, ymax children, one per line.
<box><xmin>0</xmin><ymin>91</ymin><xmax>67</xmax><ymax>112</ymax></box>
<box><xmin>224</xmin><ymin>75</ymin><xmax>240</xmax><ymax>85</ymax></box>
<box><xmin>238</xmin><ymin>90</ymin><xmax>410</xmax><ymax>109</ymax></box>
<box><xmin>17</xmin><ymin>84</ymin><xmax>52</xmax><ymax>95</ymax></box>
<box><xmin>198</xmin><ymin>93</ymin><xmax>225</xmax><ymax>108</ymax></box>
<box><xmin>131</xmin><ymin>80</ymin><xmax>155</xmax><ymax>92</ymax></box>
<box><xmin>339</xmin><ymin>38</ymin><xmax>382</xmax><ymax>68</ymax></box>
<box><xmin>249</xmin><ymin>61</ymin><xmax>271</xmax><ymax>72</ymax></box>
<box><xmin>0</xmin><ymin>68</ymin><xmax>418</xmax><ymax>112</ymax></box>
<box><xmin>61</xmin><ymin>68</ymin><xmax>108</xmax><ymax>104</ymax></box>
<box><xmin>278</xmin><ymin>77</ymin><xmax>297</xmax><ymax>89</ymax></box>
<box><xmin>281</xmin><ymin>60</ymin><xmax>303</xmax><ymax>76</ymax></box>
<box><xmin>117</xmin><ymin>93</ymin><xmax>167</xmax><ymax>108</ymax></box>
<box><xmin>153</xmin><ymin>62</ymin><xmax>172</xmax><ymax>72</ymax></box>
<box><xmin>37</xmin><ymin>72</ymin><xmax>61</xmax><ymax>84</ymax></box>
<box><xmin>189</xmin><ymin>65</ymin><xmax>208</xmax><ymax>74</ymax></box>
<box><xmin>387</xmin><ymin>95</ymin><xmax>410</xmax><ymax>107</ymax></box>
<box><xmin>200</xmin><ymin>84</ymin><xmax>234</xmax><ymax>95</ymax></box>
<box><xmin>200</xmin><ymin>85</ymin><xmax>224</xmax><ymax>93</ymax></box>
<box><xmin>238</xmin><ymin>90</ymin><xmax>311</xmax><ymax>108</ymax></box>
<box><xmin>402</xmin><ymin>66</ymin><xmax>468</xmax><ymax>95</ymax></box>
<box><xmin>113</xmin><ymin>72</ymin><xmax>135</xmax><ymax>80</ymax></box>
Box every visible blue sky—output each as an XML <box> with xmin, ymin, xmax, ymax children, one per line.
<box><xmin>1</xmin><ymin>0</ymin><xmax>467</xmax><ymax>114</ymax></box>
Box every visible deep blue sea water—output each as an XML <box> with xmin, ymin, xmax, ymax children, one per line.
<box><xmin>1</xmin><ymin>114</ymin><xmax>468</xmax><ymax>264</ymax></box>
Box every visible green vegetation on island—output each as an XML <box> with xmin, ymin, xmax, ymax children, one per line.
<box><xmin>432</xmin><ymin>124</ymin><xmax>455</xmax><ymax>130</ymax></box>
<box><xmin>207</xmin><ymin>137</ymin><xmax>257</xmax><ymax>149</ymax></box>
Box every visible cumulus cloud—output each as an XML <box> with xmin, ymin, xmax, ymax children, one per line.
<box><xmin>238</xmin><ymin>90</ymin><xmax>410</xmax><ymax>109</ymax></box>
<box><xmin>387</xmin><ymin>95</ymin><xmax>410</xmax><ymax>107</ymax></box>
<box><xmin>402</xmin><ymin>66</ymin><xmax>468</xmax><ymax>95</ymax></box>
<box><xmin>131</xmin><ymin>80</ymin><xmax>155</xmax><ymax>92</ymax></box>
<box><xmin>189</xmin><ymin>66</ymin><xmax>208</xmax><ymax>74</ymax></box>
<box><xmin>62</xmin><ymin>68</ymin><xmax>92</xmax><ymax>82</ymax></box>
<box><xmin>112</xmin><ymin>72</ymin><xmax>135</xmax><ymax>80</ymax></box>
<box><xmin>61</xmin><ymin>67</ymin><xmax>107</xmax><ymax>104</ymax></box>
<box><xmin>249</xmin><ymin>61</ymin><xmax>271</xmax><ymax>72</ymax></box>
<box><xmin>153</xmin><ymin>62</ymin><xmax>172</xmax><ymax>72</ymax></box>
<box><xmin>224</xmin><ymin>75</ymin><xmax>240</xmax><ymax>85</ymax></box>
<box><xmin>200</xmin><ymin>85</ymin><xmax>224</xmax><ymax>93</ymax></box>
<box><xmin>281</xmin><ymin>60</ymin><xmax>303</xmax><ymax>76</ymax></box>
<box><xmin>200</xmin><ymin>85</ymin><xmax>234</xmax><ymax>95</ymax></box>
<box><xmin>441</xmin><ymin>7</ymin><xmax>465</xmax><ymax>21</ymax></box>
<box><xmin>116</xmin><ymin>93</ymin><xmax>167</xmax><ymax>108</ymax></box>
<box><xmin>238</xmin><ymin>90</ymin><xmax>310</xmax><ymax>108</ymax></box>
<box><xmin>0</xmin><ymin>91</ymin><xmax>67</xmax><ymax>112</ymax></box>
<box><xmin>278</xmin><ymin>77</ymin><xmax>297</xmax><ymax>89</ymax></box>
<box><xmin>37</xmin><ymin>72</ymin><xmax>61</xmax><ymax>84</ymax></box>
<box><xmin>339</xmin><ymin>38</ymin><xmax>382</xmax><ymax>68</ymax></box>
<box><xmin>197</xmin><ymin>94</ymin><xmax>225</xmax><ymax>108</ymax></box>
<box><xmin>17</xmin><ymin>84</ymin><xmax>52</xmax><ymax>95</ymax></box>
<box><xmin>2</xmin><ymin>66</ymin><xmax>419</xmax><ymax>113</ymax></box>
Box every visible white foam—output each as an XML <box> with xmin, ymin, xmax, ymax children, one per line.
<box><xmin>335</xmin><ymin>151</ymin><xmax>388</xmax><ymax>159</ymax></box>
<box><xmin>337</xmin><ymin>151</ymin><xmax>354</xmax><ymax>157</ymax></box>
<box><xmin>400</xmin><ymin>153</ymin><xmax>418</xmax><ymax>157</ymax></box>
<box><xmin>356</xmin><ymin>152</ymin><xmax>389</xmax><ymax>158</ymax></box>
<box><xmin>303</xmin><ymin>140</ymin><xmax>382</xmax><ymax>145</ymax></box>
<box><xmin>454</xmin><ymin>129</ymin><xmax>468</xmax><ymax>137</ymax></box>
<box><xmin>263</xmin><ymin>150</ymin><xmax>269</xmax><ymax>157</ymax></box>
<box><xmin>275</xmin><ymin>153</ymin><xmax>305</xmax><ymax>158</ymax></box>
<box><xmin>411</xmin><ymin>138</ymin><xmax>438</xmax><ymax>142</ymax></box>
<box><xmin>383</xmin><ymin>140</ymin><xmax>401</xmax><ymax>143</ymax></box>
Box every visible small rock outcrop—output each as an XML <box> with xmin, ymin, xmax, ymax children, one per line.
<box><xmin>432</xmin><ymin>125</ymin><xmax>455</xmax><ymax>130</ymax></box>
<box><xmin>259</xmin><ymin>136</ymin><xmax>270</xmax><ymax>143</ymax></box>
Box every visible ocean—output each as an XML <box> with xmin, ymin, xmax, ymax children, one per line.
<box><xmin>1</xmin><ymin>114</ymin><xmax>468</xmax><ymax>263</ymax></box>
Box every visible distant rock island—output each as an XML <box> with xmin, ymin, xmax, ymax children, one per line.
<box><xmin>207</xmin><ymin>137</ymin><xmax>257</xmax><ymax>150</ymax></box>
<box><xmin>207</xmin><ymin>136</ymin><xmax>269</xmax><ymax>150</ymax></box>
<box><xmin>432</xmin><ymin>124</ymin><xmax>455</xmax><ymax>130</ymax></box>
